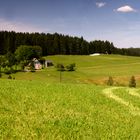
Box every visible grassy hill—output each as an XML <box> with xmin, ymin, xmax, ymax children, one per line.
<box><xmin>1</xmin><ymin>55</ymin><xmax>140</xmax><ymax>139</ymax></box>
<box><xmin>0</xmin><ymin>79</ymin><xmax>140</xmax><ymax>139</ymax></box>
<box><xmin>5</xmin><ymin>54</ymin><xmax>140</xmax><ymax>86</ymax></box>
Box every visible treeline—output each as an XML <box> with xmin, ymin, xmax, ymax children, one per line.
<box><xmin>0</xmin><ymin>31</ymin><xmax>115</xmax><ymax>55</ymax></box>
<box><xmin>119</xmin><ymin>48</ymin><xmax>140</xmax><ymax>56</ymax></box>
<box><xmin>0</xmin><ymin>31</ymin><xmax>140</xmax><ymax>56</ymax></box>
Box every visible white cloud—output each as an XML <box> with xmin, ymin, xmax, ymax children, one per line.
<box><xmin>96</xmin><ymin>2</ymin><xmax>106</xmax><ymax>8</ymax></box>
<box><xmin>116</xmin><ymin>5</ymin><xmax>136</xmax><ymax>13</ymax></box>
<box><xmin>0</xmin><ymin>18</ymin><xmax>42</xmax><ymax>33</ymax></box>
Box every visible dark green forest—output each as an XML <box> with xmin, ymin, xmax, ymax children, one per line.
<box><xmin>0</xmin><ymin>31</ymin><xmax>140</xmax><ymax>56</ymax></box>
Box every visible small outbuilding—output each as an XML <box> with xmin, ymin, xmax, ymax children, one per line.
<box><xmin>45</xmin><ymin>60</ymin><xmax>53</xmax><ymax>67</ymax></box>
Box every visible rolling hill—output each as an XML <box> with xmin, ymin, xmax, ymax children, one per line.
<box><xmin>5</xmin><ymin>54</ymin><xmax>140</xmax><ymax>86</ymax></box>
<box><xmin>1</xmin><ymin>55</ymin><xmax>140</xmax><ymax>139</ymax></box>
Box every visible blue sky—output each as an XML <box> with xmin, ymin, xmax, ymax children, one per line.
<box><xmin>0</xmin><ymin>0</ymin><xmax>140</xmax><ymax>48</ymax></box>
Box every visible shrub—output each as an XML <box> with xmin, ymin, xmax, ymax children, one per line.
<box><xmin>129</xmin><ymin>76</ymin><xmax>136</xmax><ymax>88</ymax></box>
<box><xmin>7</xmin><ymin>75</ymin><xmax>12</xmax><ymax>79</ymax></box>
<box><xmin>10</xmin><ymin>68</ymin><xmax>16</xmax><ymax>74</ymax></box>
<box><xmin>66</xmin><ymin>63</ymin><xmax>76</xmax><ymax>71</ymax></box>
<box><xmin>56</xmin><ymin>63</ymin><xmax>65</xmax><ymax>71</ymax></box>
<box><xmin>4</xmin><ymin>69</ymin><xmax>11</xmax><ymax>75</ymax></box>
<box><xmin>20</xmin><ymin>62</ymin><xmax>25</xmax><ymax>70</ymax></box>
<box><xmin>107</xmin><ymin>76</ymin><xmax>114</xmax><ymax>86</ymax></box>
<box><xmin>29</xmin><ymin>61</ymin><xmax>35</xmax><ymax>72</ymax></box>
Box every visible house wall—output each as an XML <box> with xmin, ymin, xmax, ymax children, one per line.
<box><xmin>34</xmin><ymin>63</ymin><xmax>42</xmax><ymax>70</ymax></box>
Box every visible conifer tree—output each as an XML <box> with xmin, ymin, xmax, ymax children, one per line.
<box><xmin>129</xmin><ymin>76</ymin><xmax>136</xmax><ymax>88</ymax></box>
<box><xmin>107</xmin><ymin>76</ymin><xmax>114</xmax><ymax>86</ymax></box>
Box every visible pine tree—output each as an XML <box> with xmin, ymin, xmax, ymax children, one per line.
<box><xmin>129</xmin><ymin>76</ymin><xmax>136</xmax><ymax>88</ymax></box>
<box><xmin>107</xmin><ymin>76</ymin><xmax>114</xmax><ymax>86</ymax></box>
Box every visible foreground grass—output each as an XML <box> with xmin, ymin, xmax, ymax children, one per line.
<box><xmin>0</xmin><ymin>79</ymin><xmax>140</xmax><ymax>139</ymax></box>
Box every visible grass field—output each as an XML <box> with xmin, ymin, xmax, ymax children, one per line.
<box><xmin>1</xmin><ymin>55</ymin><xmax>140</xmax><ymax>139</ymax></box>
<box><xmin>0</xmin><ymin>79</ymin><xmax>140</xmax><ymax>139</ymax></box>
<box><xmin>4</xmin><ymin>54</ymin><xmax>140</xmax><ymax>86</ymax></box>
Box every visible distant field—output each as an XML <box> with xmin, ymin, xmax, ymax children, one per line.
<box><xmin>0</xmin><ymin>79</ymin><xmax>140</xmax><ymax>139</ymax></box>
<box><xmin>5</xmin><ymin>54</ymin><xmax>140</xmax><ymax>86</ymax></box>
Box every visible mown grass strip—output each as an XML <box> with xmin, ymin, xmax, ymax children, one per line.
<box><xmin>103</xmin><ymin>87</ymin><xmax>140</xmax><ymax>116</ymax></box>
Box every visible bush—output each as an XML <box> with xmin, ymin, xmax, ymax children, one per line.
<box><xmin>66</xmin><ymin>63</ymin><xmax>76</xmax><ymax>71</ymax></box>
<box><xmin>0</xmin><ymin>73</ymin><xmax>2</xmax><ymax>78</ymax></box>
<box><xmin>4</xmin><ymin>69</ymin><xmax>11</xmax><ymax>75</ymax></box>
<box><xmin>107</xmin><ymin>76</ymin><xmax>114</xmax><ymax>86</ymax></box>
<box><xmin>20</xmin><ymin>62</ymin><xmax>25</xmax><ymax>70</ymax></box>
<box><xmin>29</xmin><ymin>61</ymin><xmax>35</xmax><ymax>72</ymax></box>
<box><xmin>10</xmin><ymin>68</ymin><xmax>16</xmax><ymax>74</ymax></box>
<box><xmin>7</xmin><ymin>75</ymin><xmax>12</xmax><ymax>79</ymax></box>
<box><xmin>129</xmin><ymin>76</ymin><xmax>136</xmax><ymax>88</ymax></box>
<box><xmin>56</xmin><ymin>63</ymin><xmax>65</xmax><ymax>71</ymax></box>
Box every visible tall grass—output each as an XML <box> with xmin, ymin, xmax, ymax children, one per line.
<box><xmin>0</xmin><ymin>79</ymin><xmax>140</xmax><ymax>139</ymax></box>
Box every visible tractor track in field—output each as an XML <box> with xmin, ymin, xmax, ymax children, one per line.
<box><xmin>128</xmin><ymin>88</ymin><xmax>140</xmax><ymax>99</ymax></box>
<box><xmin>103</xmin><ymin>87</ymin><xmax>140</xmax><ymax>116</ymax></box>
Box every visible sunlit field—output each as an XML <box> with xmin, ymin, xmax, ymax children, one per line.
<box><xmin>0</xmin><ymin>80</ymin><xmax>140</xmax><ymax>139</ymax></box>
<box><xmin>6</xmin><ymin>54</ymin><xmax>140</xmax><ymax>86</ymax></box>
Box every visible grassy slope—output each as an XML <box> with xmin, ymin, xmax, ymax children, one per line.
<box><xmin>0</xmin><ymin>79</ymin><xmax>140</xmax><ymax>139</ymax></box>
<box><xmin>7</xmin><ymin>54</ymin><xmax>140</xmax><ymax>86</ymax></box>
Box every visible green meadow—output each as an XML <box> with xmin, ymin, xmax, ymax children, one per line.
<box><xmin>5</xmin><ymin>54</ymin><xmax>140</xmax><ymax>86</ymax></box>
<box><xmin>1</xmin><ymin>55</ymin><xmax>140</xmax><ymax>139</ymax></box>
<box><xmin>0</xmin><ymin>80</ymin><xmax>140</xmax><ymax>139</ymax></box>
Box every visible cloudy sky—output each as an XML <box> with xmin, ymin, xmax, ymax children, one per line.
<box><xmin>0</xmin><ymin>0</ymin><xmax>140</xmax><ymax>48</ymax></box>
